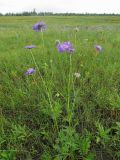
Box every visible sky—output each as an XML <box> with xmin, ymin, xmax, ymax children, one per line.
<box><xmin>0</xmin><ymin>0</ymin><xmax>120</xmax><ymax>14</ymax></box>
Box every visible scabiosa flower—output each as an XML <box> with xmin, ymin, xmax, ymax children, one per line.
<box><xmin>74</xmin><ymin>72</ymin><xmax>81</xmax><ymax>78</ymax></box>
<box><xmin>55</xmin><ymin>40</ymin><xmax>60</xmax><ymax>46</ymax></box>
<box><xmin>57</xmin><ymin>43</ymin><xmax>66</xmax><ymax>52</ymax></box>
<box><xmin>33</xmin><ymin>21</ymin><xmax>47</xmax><ymax>32</ymax></box>
<box><xmin>94</xmin><ymin>45</ymin><xmax>103</xmax><ymax>52</ymax></box>
<box><xmin>74</xmin><ymin>27</ymin><xmax>79</xmax><ymax>32</ymax></box>
<box><xmin>57</xmin><ymin>41</ymin><xmax>75</xmax><ymax>53</ymax></box>
<box><xmin>25</xmin><ymin>68</ymin><xmax>36</xmax><ymax>75</ymax></box>
<box><xmin>24</xmin><ymin>45</ymin><xmax>36</xmax><ymax>49</ymax></box>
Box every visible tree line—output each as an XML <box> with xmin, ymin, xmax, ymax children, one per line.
<box><xmin>0</xmin><ymin>11</ymin><xmax>120</xmax><ymax>16</ymax></box>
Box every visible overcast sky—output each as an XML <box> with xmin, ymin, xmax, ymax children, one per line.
<box><xmin>0</xmin><ymin>0</ymin><xmax>120</xmax><ymax>14</ymax></box>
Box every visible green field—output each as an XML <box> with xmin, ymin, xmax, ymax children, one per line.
<box><xmin>0</xmin><ymin>16</ymin><xmax>120</xmax><ymax>160</ymax></box>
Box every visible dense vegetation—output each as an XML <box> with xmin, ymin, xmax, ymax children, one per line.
<box><xmin>0</xmin><ymin>16</ymin><xmax>120</xmax><ymax>160</ymax></box>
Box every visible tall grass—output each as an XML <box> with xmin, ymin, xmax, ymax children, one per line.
<box><xmin>0</xmin><ymin>16</ymin><xmax>120</xmax><ymax>160</ymax></box>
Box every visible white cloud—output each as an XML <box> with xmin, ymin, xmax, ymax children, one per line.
<box><xmin>0</xmin><ymin>0</ymin><xmax>120</xmax><ymax>14</ymax></box>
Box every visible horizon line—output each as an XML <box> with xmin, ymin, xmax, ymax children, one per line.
<box><xmin>1</xmin><ymin>11</ymin><xmax>120</xmax><ymax>15</ymax></box>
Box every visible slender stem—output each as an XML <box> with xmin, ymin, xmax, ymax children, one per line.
<box><xmin>67</xmin><ymin>54</ymin><xmax>72</xmax><ymax>124</ymax></box>
<box><xmin>30</xmin><ymin>50</ymin><xmax>39</xmax><ymax>71</ymax></box>
<box><xmin>72</xmin><ymin>31</ymin><xmax>77</xmax><ymax>111</ymax></box>
<box><xmin>29</xmin><ymin>49</ymin><xmax>58</xmax><ymax>131</ymax></box>
<box><xmin>30</xmin><ymin>50</ymin><xmax>53</xmax><ymax>111</ymax></box>
<box><xmin>41</xmin><ymin>31</ymin><xmax>45</xmax><ymax>55</ymax></box>
<box><xmin>75</xmin><ymin>32</ymin><xmax>77</xmax><ymax>47</ymax></box>
<box><xmin>41</xmin><ymin>32</ymin><xmax>58</xmax><ymax>130</ymax></box>
<box><xmin>72</xmin><ymin>74</ymin><xmax>76</xmax><ymax>110</ymax></box>
<box><xmin>0</xmin><ymin>108</ymin><xmax>4</xmax><ymax>134</ymax></box>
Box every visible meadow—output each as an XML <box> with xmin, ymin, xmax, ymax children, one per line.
<box><xmin>0</xmin><ymin>15</ymin><xmax>120</xmax><ymax>160</ymax></box>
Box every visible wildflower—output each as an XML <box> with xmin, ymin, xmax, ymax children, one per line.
<box><xmin>94</xmin><ymin>45</ymin><xmax>103</xmax><ymax>52</ymax></box>
<box><xmin>57</xmin><ymin>41</ymin><xmax>75</xmax><ymax>53</ymax></box>
<box><xmin>74</xmin><ymin>72</ymin><xmax>81</xmax><ymax>78</ymax></box>
<box><xmin>55</xmin><ymin>93</ymin><xmax>60</xmax><ymax>97</ymax></box>
<box><xmin>33</xmin><ymin>21</ymin><xmax>47</xmax><ymax>32</ymax></box>
<box><xmin>25</xmin><ymin>68</ymin><xmax>36</xmax><ymax>75</ymax></box>
<box><xmin>74</xmin><ymin>27</ymin><xmax>79</xmax><ymax>32</ymax></box>
<box><xmin>55</xmin><ymin>40</ymin><xmax>60</xmax><ymax>46</ymax></box>
<box><xmin>24</xmin><ymin>45</ymin><xmax>36</xmax><ymax>49</ymax></box>
<box><xmin>57</xmin><ymin>43</ymin><xmax>66</xmax><ymax>52</ymax></box>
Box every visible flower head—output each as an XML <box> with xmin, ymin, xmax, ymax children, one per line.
<box><xmin>25</xmin><ymin>68</ymin><xmax>36</xmax><ymax>75</ymax></box>
<box><xmin>33</xmin><ymin>21</ymin><xmax>47</xmax><ymax>32</ymax></box>
<box><xmin>74</xmin><ymin>27</ymin><xmax>79</xmax><ymax>32</ymax></box>
<box><xmin>94</xmin><ymin>45</ymin><xmax>103</xmax><ymax>52</ymax></box>
<box><xmin>55</xmin><ymin>40</ymin><xmax>60</xmax><ymax>46</ymax></box>
<box><xmin>57</xmin><ymin>41</ymin><xmax>75</xmax><ymax>53</ymax></box>
<box><xmin>24</xmin><ymin>45</ymin><xmax>36</xmax><ymax>49</ymax></box>
<box><xmin>74</xmin><ymin>72</ymin><xmax>81</xmax><ymax>78</ymax></box>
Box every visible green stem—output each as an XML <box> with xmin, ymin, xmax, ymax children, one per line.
<box><xmin>30</xmin><ymin>50</ymin><xmax>52</xmax><ymax>110</ymax></box>
<box><xmin>30</xmin><ymin>49</ymin><xmax>58</xmax><ymax>131</ymax></box>
<box><xmin>67</xmin><ymin>54</ymin><xmax>72</xmax><ymax>125</ymax></box>
<box><xmin>41</xmin><ymin>31</ymin><xmax>45</xmax><ymax>54</ymax></box>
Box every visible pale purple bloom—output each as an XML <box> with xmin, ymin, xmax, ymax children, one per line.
<box><xmin>94</xmin><ymin>45</ymin><xmax>103</xmax><ymax>52</ymax></box>
<box><xmin>57</xmin><ymin>41</ymin><xmax>75</xmax><ymax>53</ymax></box>
<box><xmin>33</xmin><ymin>21</ymin><xmax>47</xmax><ymax>32</ymax></box>
<box><xmin>25</xmin><ymin>68</ymin><xmax>36</xmax><ymax>75</ymax></box>
<box><xmin>24</xmin><ymin>45</ymin><xmax>36</xmax><ymax>49</ymax></box>
<box><xmin>57</xmin><ymin>43</ymin><xmax>66</xmax><ymax>52</ymax></box>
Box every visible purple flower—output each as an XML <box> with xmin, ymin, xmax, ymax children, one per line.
<box><xmin>25</xmin><ymin>68</ymin><xmax>36</xmax><ymax>75</ymax></box>
<box><xmin>33</xmin><ymin>21</ymin><xmax>47</xmax><ymax>32</ymax></box>
<box><xmin>94</xmin><ymin>45</ymin><xmax>103</xmax><ymax>52</ymax></box>
<box><xmin>57</xmin><ymin>41</ymin><xmax>75</xmax><ymax>53</ymax></box>
<box><xmin>24</xmin><ymin>45</ymin><xmax>36</xmax><ymax>49</ymax></box>
<box><xmin>57</xmin><ymin>43</ymin><xmax>66</xmax><ymax>52</ymax></box>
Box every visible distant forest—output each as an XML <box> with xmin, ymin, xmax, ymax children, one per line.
<box><xmin>0</xmin><ymin>10</ymin><xmax>120</xmax><ymax>16</ymax></box>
